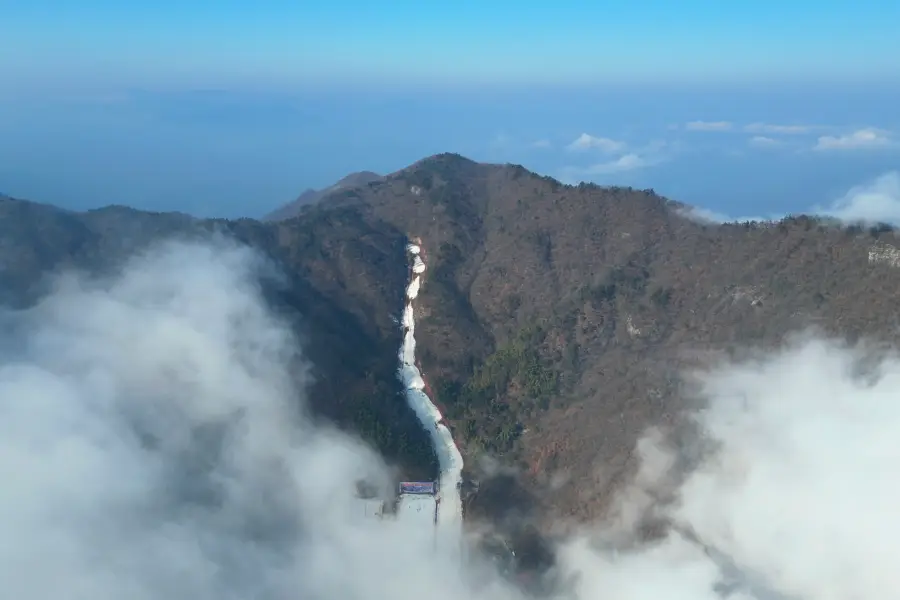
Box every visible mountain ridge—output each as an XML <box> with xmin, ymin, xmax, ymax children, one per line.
<box><xmin>270</xmin><ymin>152</ymin><xmax>900</xmax><ymax>523</ymax></box>
<box><xmin>5</xmin><ymin>154</ymin><xmax>900</xmax><ymax>530</ymax></box>
<box><xmin>264</xmin><ymin>170</ymin><xmax>383</xmax><ymax>221</ymax></box>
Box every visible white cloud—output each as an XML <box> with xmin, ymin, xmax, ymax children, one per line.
<box><xmin>814</xmin><ymin>171</ymin><xmax>900</xmax><ymax>224</ymax></box>
<box><xmin>684</xmin><ymin>121</ymin><xmax>733</xmax><ymax>132</ymax></box>
<box><xmin>587</xmin><ymin>153</ymin><xmax>652</xmax><ymax>174</ymax></box>
<box><xmin>555</xmin><ymin>331</ymin><xmax>900</xmax><ymax>600</ymax></box>
<box><xmin>675</xmin><ymin>206</ymin><xmax>732</xmax><ymax>223</ymax></box>
<box><xmin>682</xmin><ymin>121</ymin><xmax>817</xmax><ymax>135</ymax></box>
<box><xmin>639</xmin><ymin>335</ymin><xmax>900</xmax><ymax>599</ymax></box>
<box><xmin>0</xmin><ymin>239</ymin><xmax>498</xmax><ymax>600</ymax></box>
<box><xmin>560</xmin><ymin>140</ymin><xmax>675</xmax><ymax>183</ymax></box>
<box><xmin>748</xmin><ymin>135</ymin><xmax>782</xmax><ymax>148</ymax></box>
<box><xmin>679</xmin><ymin>171</ymin><xmax>900</xmax><ymax>227</ymax></box>
<box><xmin>560</xmin><ymin>153</ymin><xmax>661</xmax><ymax>183</ymax></box>
<box><xmin>743</xmin><ymin>123</ymin><xmax>814</xmax><ymax>135</ymax></box>
<box><xmin>814</xmin><ymin>128</ymin><xmax>895</xmax><ymax>151</ymax></box>
<box><xmin>676</xmin><ymin>205</ymin><xmax>771</xmax><ymax>224</ymax></box>
<box><xmin>566</xmin><ymin>133</ymin><xmax>625</xmax><ymax>153</ymax></box>
<box><xmin>530</xmin><ymin>139</ymin><xmax>552</xmax><ymax>149</ymax></box>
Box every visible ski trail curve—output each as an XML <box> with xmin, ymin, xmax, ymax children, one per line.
<box><xmin>398</xmin><ymin>241</ymin><xmax>465</xmax><ymax>539</ymax></box>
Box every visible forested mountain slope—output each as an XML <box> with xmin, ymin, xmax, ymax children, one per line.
<box><xmin>7</xmin><ymin>152</ymin><xmax>900</xmax><ymax>524</ymax></box>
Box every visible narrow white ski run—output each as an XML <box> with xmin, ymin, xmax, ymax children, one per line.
<box><xmin>397</xmin><ymin>241</ymin><xmax>465</xmax><ymax>546</ymax></box>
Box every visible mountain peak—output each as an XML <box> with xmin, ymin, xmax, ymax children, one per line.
<box><xmin>402</xmin><ymin>153</ymin><xmax>480</xmax><ymax>173</ymax></box>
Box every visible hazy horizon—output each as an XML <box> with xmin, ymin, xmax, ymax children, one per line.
<box><xmin>1</xmin><ymin>84</ymin><xmax>899</xmax><ymax>221</ymax></box>
<box><xmin>3</xmin><ymin>1</ymin><xmax>899</xmax><ymax>220</ymax></box>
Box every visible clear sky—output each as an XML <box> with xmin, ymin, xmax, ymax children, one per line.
<box><xmin>5</xmin><ymin>0</ymin><xmax>900</xmax><ymax>88</ymax></box>
<box><xmin>1</xmin><ymin>1</ymin><xmax>899</xmax><ymax>219</ymax></box>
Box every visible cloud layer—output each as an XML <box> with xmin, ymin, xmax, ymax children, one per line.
<box><xmin>566</xmin><ymin>133</ymin><xmax>625</xmax><ymax>153</ymax></box>
<box><xmin>743</xmin><ymin>123</ymin><xmax>814</xmax><ymax>135</ymax></box>
<box><xmin>560</xmin><ymin>134</ymin><xmax>671</xmax><ymax>182</ymax></box>
<box><xmin>674</xmin><ymin>121</ymin><xmax>896</xmax><ymax>152</ymax></box>
<box><xmin>814</xmin><ymin>128</ymin><xmax>895</xmax><ymax>151</ymax></box>
<box><xmin>492</xmin><ymin>120</ymin><xmax>897</xmax><ymax>189</ymax></box>
<box><xmin>813</xmin><ymin>171</ymin><xmax>900</xmax><ymax>224</ymax></box>
<box><xmin>684</xmin><ymin>120</ymin><xmax>733</xmax><ymax>132</ymax></box>
<box><xmin>0</xmin><ymin>240</ymin><xmax>465</xmax><ymax>600</ymax></box>
<box><xmin>681</xmin><ymin>121</ymin><xmax>816</xmax><ymax>136</ymax></box>
<box><xmin>681</xmin><ymin>171</ymin><xmax>900</xmax><ymax>226</ymax></box>
<box><xmin>748</xmin><ymin>135</ymin><xmax>782</xmax><ymax>148</ymax></box>
<box><xmin>4</xmin><ymin>237</ymin><xmax>900</xmax><ymax>600</ymax></box>
<box><xmin>583</xmin><ymin>334</ymin><xmax>900</xmax><ymax>600</ymax></box>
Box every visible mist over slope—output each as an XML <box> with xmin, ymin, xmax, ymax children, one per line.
<box><xmin>0</xmin><ymin>239</ymin><xmax>448</xmax><ymax>600</ymax></box>
<box><xmin>0</xmin><ymin>191</ymin><xmax>440</xmax><ymax>482</ymax></box>
<box><xmin>567</xmin><ymin>333</ymin><xmax>900</xmax><ymax>600</ymax></box>
<box><xmin>2</xmin><ymin>236</ymin><xmax>899</xmax><ymax>599</ymax></box>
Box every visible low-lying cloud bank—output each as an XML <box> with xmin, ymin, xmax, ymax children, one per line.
<box><xmin>680</xmin><ymin>170</ymin><xmax>900</xmax><ymax>226</ymax></box>
<box><xmin>568</xmin><ymin>332</ymin><xmax>900</xmax><ymax>600</ymax></box>
<box><xmin>813</xmin><ymin>171</ymin><xmax>900</xmax><ymax>225</ymax></box>
<box><xmin>2</xmin><ymin>238</ymin><xmax>898</xmax><ymax>599</ymax></box>
<box><xmin>0</xmin><ymin>240</ymin><xmax>465</xmax><ymax>600</ymax></box>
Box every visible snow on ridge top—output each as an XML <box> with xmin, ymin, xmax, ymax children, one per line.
<box><xmin>407</xmin><ymin>243</ymin><xmax>421</xmax><ymax>255</ymax></box>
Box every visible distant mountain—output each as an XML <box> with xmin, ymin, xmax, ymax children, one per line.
<box><xmin>264</xmin><ymin>170</ymin><xmax>382</xmax><ymax>221</ymax></box>
<box><xmin>6</xmin><ymin>153</ymin><xmax>900</xmax><ymax>536</ymax></box>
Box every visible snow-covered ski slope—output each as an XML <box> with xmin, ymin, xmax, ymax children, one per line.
<box><xmin>397</xmin><ymin>494</ymin><xmax>437</xmax><ymax>527</ymax></box>
<box><xmin>397</xmin><ymin>241</ymin><xmax>465</xmax><ymax>537</ymax></box>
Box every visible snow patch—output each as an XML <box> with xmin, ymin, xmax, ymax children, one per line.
<box><xmin>625</xmin><ymin>315</ymin><xmax>641</xmax><ymax>337</ymax></box>
<box><xmin>869</xmin><ymin>242</ymin><xmax>900</xmax><ymax>268</ymax></box>
<box><xmin>731</xmin><ymin>286</ymin><xmax>765</xmax><ymax>307</ymax></box>
<box><xmin>413</xmin><ymin>255</ymin><xmax>426</xmax><ymax>274</ymax></box>
<box><xmin>397</xmin><ymin>494</ymin><xmax>437</xmax><ymax>526</ymax></box>
<box><xmin>402</xmin><ymin>304</ymin><xmax>414</xmax><ymax>329</ymax></box>
<box><xmin>407</xmin><ymin>276</ymin><xmax>421</xmax><ymax>300</ymax></box>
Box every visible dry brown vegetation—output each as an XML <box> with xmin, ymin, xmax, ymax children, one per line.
<box><xmin>295</xmin><ymin>153</ymin><xmax>900</xmax><ymax>523</ymax></box>
<box><xmin>7</xmin><ymin>153</ymin><xmax>900</xmax><ymax>530</ymax></box>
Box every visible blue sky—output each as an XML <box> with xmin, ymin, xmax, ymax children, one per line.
<box><xmin>5</xmin><ymin>0</ymin><xmax>900</xmax><ymax>88</ymax></box>
<box><xmin>1</xmin><ymin>1</ymin><xmax>899</xmax><ymax>219</ymax></box>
